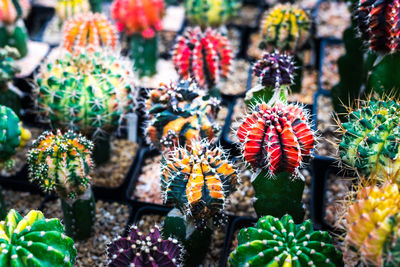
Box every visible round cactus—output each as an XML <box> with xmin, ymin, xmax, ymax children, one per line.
<box><xmin>145</xmin><ymin>79</ymin><xmax>220</xmax><ymax>151</ymax></box>
<box><xmin>173</xmin><ymin>27</ymin><xmax>232</xmax><ymax>91</ymax></box>
<box><xmin>161</xmin><ymin>140</ymin><xmax>238</xmax><ymax>228</ymax></box>
<box><xmin>0</xmin><ymin>0</ymin><xmax>29</xmax><ymax>24</ymax></box>
<box><xmin>62</xmin><ymin>12</ymin><xmax>118</xmax><ymax>53</ymax></box>
<box><xmin>229</xmin><ymin>214</ymin><xmax>344</xmax><ymax>267</ymax></box>
<box><xmin>56</xmin><ymin>0</ymin><xmax>90</xmax><ymax>22</ymax></box>
<box><xmin>184</xmin><ymin>0</ymin><xmax>240</xmax><ymax>28</ymax></box>
<box><xmin>0</xmin><ymin>46</ymin><xmax>20</xmax><ymax>87</ymax></box>
<box><xmin>260</xmin><ymin>3</ymin><xmax>310</xmax><ymax>52</ymax></box>
<box><xmin>34</xmin><ymin>50</ymin><xmax>135</xmax><ymax>138</ymax></box>
<box><xmin>107</xmin><ymin>224</ymin><xmax>182</xmax><ymax>267</ymax></box>
<box><xmin>345</xmin><ymin>182</ymin><xmax>400</xmax><ymax>266</ymax></box>
<box><xmin>237</xmin><ymin>101</ymin><xmax>315</xmax><ymax>176</ymax></box>
<box><xmin>0</xmin><ymin>209</ymin><xmax>77</xmax><ymax>266</ymax></box>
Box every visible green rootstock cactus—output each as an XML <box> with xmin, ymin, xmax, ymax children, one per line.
<box><xmin>0</xmin><ymin>46</ymin><xmax>21</xmax><ymax>115</ymax></box>
<box><xmin>230</xmin><ymin>214</ymin><xmax>344</xmax><ymax>267</ymax></box>
<box><xmin>0</xmin><ymin>209</ymin><xmax>76</xmax><ymax>266</ymax></box>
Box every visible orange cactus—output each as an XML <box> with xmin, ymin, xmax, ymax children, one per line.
<box><xmin>0</xmin><ymin>0</ymin><xmax>29</xmax><ymax>24</ymax></box>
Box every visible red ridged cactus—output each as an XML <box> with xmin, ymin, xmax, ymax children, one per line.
<box><xmin>173</xmin><ymin>27</ymin><xmax>232</xmax><ymax>93</ymax></box>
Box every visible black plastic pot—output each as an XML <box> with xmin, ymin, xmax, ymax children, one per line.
<box><xmin>25</xmin><ymin>5</ymin><xmax>55</xmax><ymax>41</ymax></box>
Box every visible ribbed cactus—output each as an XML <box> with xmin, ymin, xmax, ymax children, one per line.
<box><xmin>345</xmin><ymin>182</ymin><xmax>400</xmax><ymax>266</ymax></box>
<box><xmin>56</xmin><ymin>0</ymin><xmax>90</xmax><ymax>22</ymax></box>
<box><xmin>0</xmin><ymin>209</ymin><xmax>77</xmax><ymax>266</ymax></box>
<box><xmin>111</xmin><ymin>0</ymin><xmax>165</xmax><ymax>77</ymax></box>
<box><xmin>230</xmin><ymin>214</ymin><xmax>344</xmax><ymax>267</ymax></box>
<box><xmin>184</xmin><ymin>0</ymin><xmax>240</xmax><ymax>28</ymax></box>
<box><xmin>0</xmin><ymin>0</ymin><xmax>29</xmax><ymax>57</ymax></box>
<box><xmin>0</xmin><ymin>46</ymin><xmax>21</xmax><ymax>115</ymax></box>
<box><xmin>28</xmin><ymin>130</ymin><xmax>96</xmax><ymax>240</ymax></box>
<box><xmin>62</xmin><ymin>13</ymin><xmax>118</xmax><ymax>53</ymax></box>
<box><xmin>145</xmin><ymin>79</ymin><xmax>220</xmax><ymax>152</ymax></box>
<box><xmin>107</xmin><ymin>225</ymin><xmax>182</xmax><ymax>267</ymax></box>
<box><xmin>173</xmin><ymin>27</ymin><xmax>232</xmax><ymax>94</ymax></box>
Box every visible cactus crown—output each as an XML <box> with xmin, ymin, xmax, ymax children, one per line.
<box><xmin>55</xmin><ymin>0</ymin><xmax>90</xmax><ymax>22</ymax></box>
<box><xmin>345</xmin><ymin>182</ymin><xmax>400</xmax><ymax>266</ymax></box>
<box><xmin>338</xmin><ymin>99</ymin><xmax>400</xmax><ymax>183</ymax></box>
<box><xmin>35</xmin><ymin>50</ymin><xmax>135</xmax><ymax>137</ymax></box>
<box><xmin>260</xmin><ymin>3</ymin><xmax>310</xmax><ymax>52</ymax></box>
<box><xmin>145</xmin><ymin>79</ymin><xmax>220</xmax><ymax>151</ymax></box>
<box><xmin>111</xmin><ymin>0</ymin><xmax>165</xmax><ymax>38</ymax></box>
<box><xmin>237</xmin><ymin>101</ymin><xmax>315</xmax><ymax>176</ymax></box>
<box><xmin>184</xmin><ymin>0</ymin><xmax>240</xmax><ymax>28</ymax></box>
<box><xmin>28</xmin><ymin>130</ymin><xmax>94</xmax><ymax>200</ymax></box>
<box><xmin>161</xmin><ymin>140</ymin><xmax>238</xmax><ymax>228</ymax></box>
<box><xmin>0</xmin><ymin>0</ymin><xmax>29</xmax><ymax>24</ymax></box>
<box><xmin>0</xmin><ymin>46</ymin><xmax>20</xmax><ymax>87</ymax></box>
<box><xmin>229</xmin><ymin>214</ymin><xmax>343</xmax><ymax>267</ymax></box>
<box><xmin>173</xmin><ymin>27</ymin><xmax>232</xmax><ymax>90</ymax></box>
<box><xmin>0</xmin><ymin>209</ymin><xmax>76</xmax><ymax>266</ymax></box>
<box><xmin>62</xmin><ymin>12</ymin><xmax>119</xmax><ymax>54</ymax></box>
<box><xmin>107</xmin><ymin>224</ymin><xmax>182</xmax><ymax>267</ymax></box>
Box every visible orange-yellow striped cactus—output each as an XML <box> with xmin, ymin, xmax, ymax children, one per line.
<box><xmin>0</xmin><ymin>0</ymin><xmax>29</xmax><ymax>24</ymax></box>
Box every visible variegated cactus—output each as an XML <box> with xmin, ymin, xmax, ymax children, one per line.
<box><xmin>56</xmin><ymin>0</ymin><xmax>90</xmax><ymax>22</ymax></box>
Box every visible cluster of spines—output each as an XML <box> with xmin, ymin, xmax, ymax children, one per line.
<box><xmin>161</xmin><ymin>140</ymin><xmax>238</xmax><ymax>228</ymax></box>
<box><xmin>62</xmin><ymin>12</ymin><xmax>118</xmax><ymax>53</ymax></box>
<box><xmin>229</xmin><ymin>214</ymin><xmax>344</xmax><ymax>267</ymax></box>
<box><xmin>172</xmin><ymin>27</ymin><xmax>232</xmax><ymax>89</ymax></box>
<box><xmin>0</xmin><ymin>46</ymin><xmax>20</xmax><ymax>84</ymax></box>
<box><xmin>56</xmin><ymin>0</ymin><xmax>90</xmax><ymax>21</ymax></box>
<box><xmin>107</xmin><ymin>224</ymin><xmax>182</xmax><ymax>267</ymax></box>
<box><xmin>27</xmin><ymin>130</ymin><xmax>94</xmax><ymax>200</ymax></box>
<box><xmin>261</xmin><ymin>3</ymin><xmax>310</xmax><ymax>52</ymax></box>
<box><xmin>111</xmin><ymin>0</ymin><xmax>165</xmax><ymax>38</ymax></box>
<box><xmin>237</xmin><ymin>101</ymin><xmax>315</xmax><ymax>176</ymax></box>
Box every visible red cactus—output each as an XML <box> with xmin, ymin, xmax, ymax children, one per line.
<box><xmin>173</xmin><ymin>27</ymin><xmax>232</xmax><ymax>89</ymax></box>
<box><xmin>237</xmin><ymin>101</ymin><xmax>314</xmax><ymax>175</ymax></box>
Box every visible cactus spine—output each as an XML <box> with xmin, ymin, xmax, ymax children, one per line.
<box><xmin>28</xmin><ymin>130</ymin><xmax>96</xmax><ymax>240</ymax></box>
<box><xmin>0</xmin><ymin>46</ymin><xmax>21</xmax><ymax>115</ymax></box>
<box><xmin>229</xmin><ymin>214</ymin><xmax>344</xmax><ymax>267</ymax></box>
<box><xmin>0</xmin><ymin>209</ymin><xmax>77</xmax><ymax>266</ymax></box>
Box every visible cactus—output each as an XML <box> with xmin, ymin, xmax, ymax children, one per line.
<box><xmin>145</xmin><ymin>79</ymin><xmax>220</xmax><ymax>152</ymax></box>
<box><xmin>0</xmin><ymin>0</ymin><xmax>29</xmax><ymax>57</ymax></box>
<box><xmin>62</xmin><ymin>12</ymin><xmax>118</xmax><ymax>54</ymax></box>
<box><xmin>345</xmin><ymin>182</ymin><xmax>400</xmax><ymax>266</ymax></box>
<box><xmin>27</xmin><ymin>130</ymin><xmax>96</xmax><ymax>240</ymax></box>
<box><xmin>236</xmin><ymin>101</ymin><xmax>315</xmax><ymax>222</ymax></box>
<box><xmin>0</xmin><ymin>209</ymin><xmax>77</xmax><ymax>266</ymax></box>
<box><xmin>229</xmin><ymin>214</ymin><xmax>344</xmax><ymax>267</ymax></box>
<box><xmin>172</xmin><ymin>27</ymin><xmax>233</xmax><ymax>94</ymax></box>
<box><xmin>0</xmin><ymin>46</ymin><xmax>21</xmax><ymax>115</ymax></box>
<box><xmin>34</xmin><ymin>50</ymin><xmax>135</xmax><ymax>164</ymax></box>
<box><xmin>245</xmin><ymin>51</ymin><xmax>295</xmax><ymax>107</ymax></box>
<box><xmin>56</xmin><ymin>0</ymin><xmax>90</xmax><ymax>22</ymax></box>
<box><xmin>111</xmin><ymin>0</ymin><xmax>165</xmax><ymax>77</ymax></box>
<box><xmin>184</xmin><ymin>0</ymin><xmax>240</xmax><ymax>28</ymax></box>
<box><xmin>107</xmin><ymin>224</ymin><xmax>182</xmax><ymax>267</ymax></box>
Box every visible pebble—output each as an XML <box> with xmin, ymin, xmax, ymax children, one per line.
<box><xmin>317</xmin><ymin>1</ymin><xmax>351</xmax><ymax>39</ymax></box>
<box><xmin>321</xmin><ymin>44</ymin><xmax>345</xmax><ymax>90</ymax></box>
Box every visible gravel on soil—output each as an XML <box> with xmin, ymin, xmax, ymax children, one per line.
<box><xmin>2</xmin><ymin>189</ymin><xmax>43</xmax><ymax>214</ymax></box>
<box><xmin>220</xmin><ymin>59</ymin><xmax>250</xmax><ymax>96</ymax></box>
<box><xmin>317</xmin><ymin>1</ymin><xmax>351</xmax><ymax>39</ymax></box>
<box><xmin>321</xmin><ymin>44</ymin><xmax>345</xmax><ymax>91</ymax></box>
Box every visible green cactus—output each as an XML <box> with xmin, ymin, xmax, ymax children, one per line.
<box><xmin>0</xmin><ymin>46</ymin><xmax>21</xmax><ymax>115</ymax></box>
<box><xmin>129</xmin><ymin>34</ymin><xmax>158</xmax><ymax>77</ymax></box>
<box><xmin>0</xmin><ymin>209</ymin><xmax>77</xmax><ymax>266</ymax></box>
<box><xmin>229</xmin><ymin>214</ymin><xmax>344</xmax><ymax>267</ymax></box>
<box><xmin>27</xmin><ymin>130</ymin><xmax>96</xmax><ymax>240</ymax></box>
<box><xmin>88</xmin><ymin>0</ymin><xmax>102</xmax><ymax>12</ymax></box>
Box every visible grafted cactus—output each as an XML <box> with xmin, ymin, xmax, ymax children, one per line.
<box><xmin>184</xmin><ymin>0</ymin><xmax>240</xmax><ymax>28</ymax></box>
<box><xmin>107</xmin><ymin>225</ymin><xmax>182</xmax><ymax>267</ymax></box>
<box><xmin>145</xmin><ymin>79</ymin><xmax>220</xmax><ymax>152</ymax></box>
<box><xmin>230</xmin><ymin>214</ymin><xmax>344</xmax><ymax>267</ymax></box>
<box><xmin>0</xmin><ymin>209</ymin><xmax>77</xmax><ymax>266</ymax></box>
<box><xmin>28</xmin><ymin>130</ymin><xmax>95</xmax><ymax>240</ymax></box>
<box><xmin>173</xmin><ymin>27</ymin><xmax>232</xmax><ymax>93</ymax></box>
<box><xmin>0</xmin><ymin>46</ymin><xmax>21</xmax><ymax>114</ymax></box>
<box><xmin>111</xmin><ymin>0</ymin><xmax>165</xmax><ymax>77</ymax></box>
<box><xmin>56</xmin><ymin>0</ymin><xmax>90</xmax><ymax>22</ymax></box>
<box><xmin>62</xmin><ymin>12</ymin><xmax>118</xmax><ymax>53</ymax></box>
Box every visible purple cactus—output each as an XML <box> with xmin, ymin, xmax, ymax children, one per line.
<box><xmin>107</xmin><ymin>225</ymin><xmax>182</xmax><ymax>267</ymax></box>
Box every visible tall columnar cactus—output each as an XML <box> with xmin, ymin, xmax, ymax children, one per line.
<box><xmin>172</xmin><ymin>27</ymin><xmax>232</xmax><ymax>94</ymax></box>
<box><xmin>28</xmin><ymin>130</ymin><xmax>96</xmax><ymax>240</ymax></box>
<box><xmin>62</xmin><ymin>12</ymin><xmax>118</xmax><ymax>53</ymax></box>
<box><xmin>230</xmin><ymin>214</ymin><xmax>344</xmax><ymax>267</ymax></box>
<box><xmin>184</xmin><ymin>0</ymin><xmax>240</xmax><ymax>28</ymax></box>
<box><xmin>0</xmin><ymin>46</ymin><xmax>21</xmax><ymax>114</ymax></box>
<box><xmin>345</xmin><ymin>182</ymin><xmax>400</xmax><ymax>266</ymax></box>
<box><xmin>111</xmin><ymin>0</ymin><xmax>165</xmax><ymax>77</ymax></box>
<box><xmin>245</xmin><ymin>51</ymin><xmax>295</xmax><ymax>107</ymax></box>
<box><xmin>0</xmin><ymin>0</ymin><xmax>29</xmax><ymax>57</ymax></box>
<box><xmin>107</xmin><ymin>225</ymin><xmax>182</xmax><ymax>267</ymax></box>
<box><xmin>0</xmin><ymin>209</ymin><xmax>77</xmax><ymax>266</ymax></box>
<box><xmin>161</xmin><ymin>140</ymin><xmax>237</xmax><ymax>265</ymax></box>
<box><xmin>56</xmin><ymin>0</ymin><xmax>90</xmax><ymax>22</ymax></box>
<box><xmin>145</xmin><ymin>79</ymin><xmax>220</xmax><ymax>152</ymax></box>
<box><xmin>236</xmin><ymin>101</ymin><xmax>315</xmax><ymax>222</ymax></box>
<box><xmin>338</xmin><ymin>99</ymin><xmax>400</xmax><ymax>183</ymax></box>
<box><xmin>34</xmin><ymin>50</ymin><xmax>135</xmax><ymax>164</ymax></box>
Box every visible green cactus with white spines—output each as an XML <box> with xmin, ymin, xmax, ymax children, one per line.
<box><xmin>0</xmin><ymin>209</ymin><xmax>76</xmax><ymax>266</ymax></box>
<box><xmin>229</xmin><ymin>214</ymin><xmax>343</xmax><ymax>267</ymax></box>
